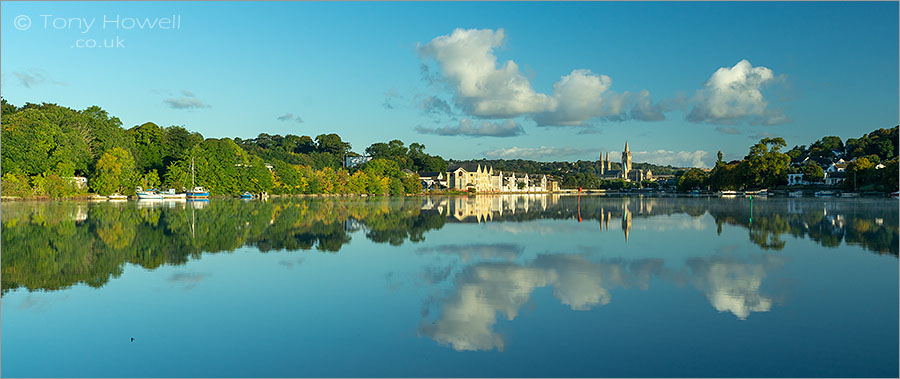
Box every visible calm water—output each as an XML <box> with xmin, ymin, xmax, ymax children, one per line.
<box><xmin>2</xmin><ymin>195</ymin><xmax>897</xmax><ymax>377</ymax></box>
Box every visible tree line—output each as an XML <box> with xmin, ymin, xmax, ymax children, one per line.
<box><xmin>677</xmin><ymin>127</ymin><xmax>899</xmax><ymax>192</ymax></box>
<box><xmin>1</xmin><ymin>100</ymin><xmax>448</xmax><ymax>197</ymax></box>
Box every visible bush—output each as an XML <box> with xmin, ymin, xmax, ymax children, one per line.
<box><xmin>1</xmin><ymin>173</ymin><xmax>33</xmax><ymax>197</ymax></box>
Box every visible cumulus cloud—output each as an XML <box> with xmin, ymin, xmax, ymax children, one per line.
<box><xmin>416</xmin><ymin>118</ymin><xmax>524</xmax><ymax>137</ymax></box>
<box><xmin>276</xmin><ymin>113</ymin><xmax>304</xmax><ymax>123</ymax></box>
<box><xmin>418</xmin><ymin>28</ymin><xmax>554</xmax><ymax>118</ymax></box>
<box><xmin>686</xmin><ymin>59</ymin><xmax>786</xmax><ymax>125</ymax></box>
<box><xmin>419</xmin><ymin>28</ymin><xmax>667</xmax><ymax>127</ymax></box>
<box><xmin>483</xmin><ymin>146</ymin><xmax>599</xmax><ymax>160</ymax></box>
<box><xmin>532</xmin><ymin>69</ymin><xmax>629</xmax><ymax>126</ymax></box>
<box><xmin>630</xmin><ymin>149</ymin><xmax>711</xmax><ymax>168</ymax></box>
<box><xmin>629</xmin><ymin>90</ymin><xmax>667</xmax><ymax>121</ymax></box>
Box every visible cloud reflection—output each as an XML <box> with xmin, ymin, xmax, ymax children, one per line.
<box><xmin>421</xmin><ymin>253</ymin><xmax>783</xmax><ymax>351</ymax></box>
<box><xmin>420</xmin><ymin>254</ymin><xmax>664</xmax><ymax>351</ymax></box>
<box><xmin>686</xmin><ymin>255</ymin><xmax>784</xmax><ymax>320</ymax></box>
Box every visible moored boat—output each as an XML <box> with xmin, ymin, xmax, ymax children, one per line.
<box><xmin>187</xmin><ymin>186</ymin><xmax>210</xmax><ymax>199</ymax></box>
<box><xmin>719</xmin><ymin>190</ymin><xmax>741</xmax><ymax>198</ymax></box>
<box><xmin>891</xmin><ymin>191</ymin><xmax>898</xmax><ymax>199</ymax></box>
<box><xmin>90</xmin><ymin>194</ymin><xmax>108</xmax><ymax>201</ymax></box>
<box><xmin>814</xmin><ymin>190</ymin><xmax>836</xmax><ymax>197</ymax></box>
<box><xmin>789</xmin><ymin>190</ymin><xmax>803</xmax><ymax>198</ymax></box>
<box><xmin>240</xmin><ymin>191</ymin><xmax>254</xmax><ymax>199</ymax></box>
<box><xmin>839</xmin><ymin>192</ymin><xmax>859</xmax><ymax>198</ymax></box>
<box><xmin>136</xmin><ymin>187</ymin><xmax>164</xmax><ymax>200</ymax></box>
<box><xmin>161</xmin><ymin>188</ymin><xmax>187</xmax><ymax>200</ymax></box>
<box><xmin>186</xmin><ymin>157</ymin><xmax>210</xmax><ymax>199</ymax></box>
<box><xmin>108</xmin><ymin>193</ymin><xmax>128</xmax><ymax>200</ymax></box>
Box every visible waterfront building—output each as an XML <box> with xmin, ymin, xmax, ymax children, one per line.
<box><xmin>419</xmin><ymin>172</ymin><xmax>447</xmax><ymax>190</ymax></box>
<box><xmin>444</xmin><ymin>164</ymin><xmax>555</xmax><ymax>192</ymax></box>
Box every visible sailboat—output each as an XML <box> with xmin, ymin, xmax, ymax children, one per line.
<box><xmin>186</xmin><ymin>156</ymin><xmax>210</xmax><ymax>200</ymax></box>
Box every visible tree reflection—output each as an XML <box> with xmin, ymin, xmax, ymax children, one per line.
<box><xmin>2</xmin><ymin>196</ymin><xmax>896</xmax><ymax>295</ymax></box>
<box><xmin>1</xmin><ymin>198</ymin><xmax>445</xmax><ymax>295</ymax></box>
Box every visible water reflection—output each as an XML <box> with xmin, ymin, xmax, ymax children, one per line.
<box><xmin>418</xmin><ymin>253</ymin><xmax>785</xmax><ymax>351</ymax></box>
<box><xmin>2</xmin><ymin>196</ymin><xmax>896</xmax><ymax>297</ymax></box>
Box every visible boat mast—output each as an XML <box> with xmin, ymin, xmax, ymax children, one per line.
<box><xmin>192</xmin><ymin>156</ymin><xmax>195</xmax><ymax>189</ymax></box>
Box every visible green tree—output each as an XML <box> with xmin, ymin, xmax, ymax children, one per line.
<box><xmin>801</xmin><ymin>163</ymin><xmax>824</xmax><ymax>183</ymax></box>
<box><xmin>677</xmin><ymin>168</ymin><xmax>709</xmax><ymax>191</ymax></box>
<box><xmin>744</xmin><ymin>137</ymin><xmax>790</xmax><ymax>188</ymax></box>
<box><xmin>140</xmin><ymin>169</ymin><xmax>161</xmax><ymax>189</ymax></box>
<box><xmin>91</xmin><ymin>147</ymin><xmax>138</xmax><ymax>195</ymax></box>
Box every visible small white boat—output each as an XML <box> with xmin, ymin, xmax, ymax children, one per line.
<box><xmin>161</xmin><ymin>188</ymin><xmax>187</xmax><ymax>200</ymax></box>
<box><xmin>136</xmin><ymin>188</ymin><xmax>164</xmax><ymax>200</ymax></box>
<box><xmin>892</xmin><ymin>191</ymin><xmax>899</xmax><ymax>199</ymax></box>
<box><xmin>789</xmin><ymin>190</ymin><xmax>803</xmax><ymax>198</ymax></box>
<box><xmin>814</xmin><ymin>190</ymin><xmax>836</xmax><ymax>197</ymax></box>
<box><xmin>719</xmin><ymin>190</ymin><xmax>741</xmax><ymax>198</ymax></box>
<box><xmin>839</xmin><ymin>192</ymin><xmax>859</xmax><ymax>198</ymax></box>
<box><xmin>108</xmin><ymin>193</ymin><xmax>128</xmax><ymax>200</ymax></box>
<box><xmin>90</xmin><ymin>194</ymin><xmax>108</xmax><ymax>201</ymax></box>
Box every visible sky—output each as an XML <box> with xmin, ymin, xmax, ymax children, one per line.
<box><xmin>1</xmin><ymin>1</ymin><xmax>898</xmax><ymax>168</ymax></box>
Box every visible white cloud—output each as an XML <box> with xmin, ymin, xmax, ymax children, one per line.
<box><xmin>418</xmin><ymin>28</ymin><xmax>554</xmax><ymax>119</ymax></box>
<box><xmin>631</xmin><ymin>149</ymin><xmax>711</xmax><ymax>168</ymax></box>
<box><xmin>686</xmin><ymin>59</ymin><xmax>786</xmax><ymax>125</ymax></box>
<box><xmin>629</xmin><ymin>90</ymin><xmax>667</xmax><ymax>122</ymax></box>
<box><xmin>419</xmin><ymin>28</ymin><xmax>666</xmax><ymax>126</ymax></box>
<box><xmin>416</xmin><ymin>118</ymin><xmax>524</xmax><ymax>137</ymax></box>
<box><xmin>483</xmin><ymin>145</ymin><xmax>599</xmax><ymax>160</ymax></box>
<box><xmin>533</xmin><ymin>69</ymin><xmax>631</xmax><ymax>126</ymax></box>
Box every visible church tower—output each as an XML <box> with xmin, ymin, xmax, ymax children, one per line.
<box><xmin>600</xmin><ymin>153</ymin><xmax>606</xmax><ymax>175</ymax></box>
<box><xmin>621</xmin><ymin>141</ymin><xmax>632</xmax><ymax>179</ymax></box>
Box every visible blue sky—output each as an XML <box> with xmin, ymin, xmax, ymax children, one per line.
<box><xmin>2</xmin><ymin>1</ymin><xmax>897</xmax><ymax>167</ymax></box>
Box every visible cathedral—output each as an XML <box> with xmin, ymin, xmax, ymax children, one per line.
<box><xmin>599</xmin><ymin>141</ymin><xmax>652</xmax><ymax>182</ymax></box>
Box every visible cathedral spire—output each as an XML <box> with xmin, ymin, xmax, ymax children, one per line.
<box><xmin>625</xmin><ymin>140</ymin><xmax>629</xmax><ymax>152</ymax></box>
